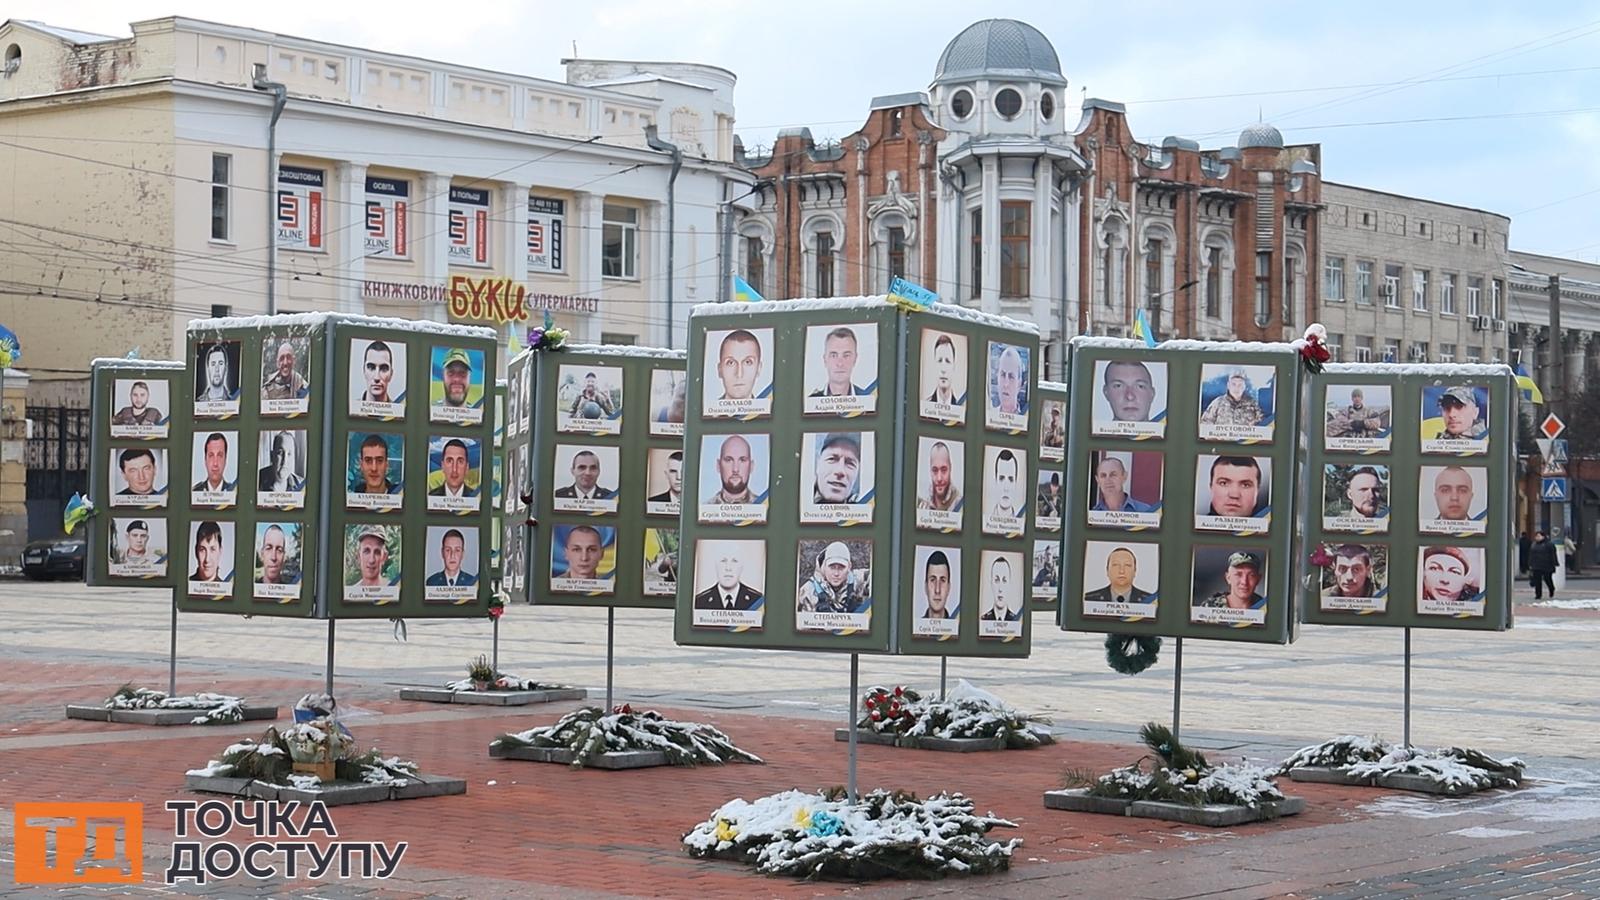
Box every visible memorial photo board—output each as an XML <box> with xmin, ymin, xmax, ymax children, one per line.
<box><xmin>167</xmin><ymin>313</ymin><xmax>497</xmax><ymax>619</ymax></box>
<box><xmin>1031</xmin><ymin>379</ymin><xmax>1067</xmax><ymax>612</ymax></box>
<box><xmin>1059</xmin><ymin>339</ymin><xmax>1303</xmax><ymax>644</ymax></box>
<box><xmin>528</xmin><ymin>346</ymin><xmax>686</xmax><ymax>610</ymax></box>
<box><xmin>500</xmin><ymin>355</ymin><xmax>533</xmax><ymax>603</ymax></box>
<box><xmin>1301</xmin><ymin>364</ymin><xmax>1514</xmax><ymax>630</ymax></box>
<box><xmin>673</xmin><ymin>297</ymin><xmax>1039</xmax><ymax>657</ymax></box>
<box><xmin>87</xmin><ymin>359</ymin><xmax>185</xmax><ymax>588</ymax></box>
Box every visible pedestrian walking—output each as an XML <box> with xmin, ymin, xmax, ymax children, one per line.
<box><xmin>1529</xmin><ymin>530</ymin><xmax>1557</xmax><ymax>600</ymax></box>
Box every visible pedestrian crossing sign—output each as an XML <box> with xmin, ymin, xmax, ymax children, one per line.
<box><xmin>1541</xmin><ymin>477</ymin><xmax>1569</xmax><ymax>502</ymax></box>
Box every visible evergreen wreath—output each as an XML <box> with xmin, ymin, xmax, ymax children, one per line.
<box><xmin>1104</xmin><ymin>633</ymin><xmax>1162</xmax><ymax>675</ymax></box>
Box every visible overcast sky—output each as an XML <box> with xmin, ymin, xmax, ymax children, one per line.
<box><xmin>12</xmin><ymin>1</ymin><xmax>1600</xmax><ymax>259</ymax></box>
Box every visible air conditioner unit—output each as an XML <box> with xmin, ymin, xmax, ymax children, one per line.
<box><xmin>1381</xmin><ymin>284</ymin><xmax>1396</xmax><ymax>300</ymax></box>
<box><xmin>1508</xmin><ymin>321</ymin><xmax>1521</xmax><ymax>334</ymax></box>
<box><xmin>1470</xmin><ymin>317</ymin><xmax>1485</xmax><ymax>332</ymax></box>
<box><xmin>1492</xmin><ymin>319</ymin><xmax>1506</xmax><ymax>332</ymax></box>
<box><xmin>1410</xmin><ymin>345</ymin><xmax>1428</xmax><ymax>361</ymax></box>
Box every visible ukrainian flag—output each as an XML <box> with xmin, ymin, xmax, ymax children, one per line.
<box><xmin>1514</xmin><ymin>364</ymin><xmax>1544</xmax><ymax>405</ymax></box>
<box><xmin>733</xmin><ymin>275</ymin><xmax>765</xmax><ymax>303</ymax></box>
<box><xmin>1132</xmin><ymin>309</ymin><xmax>1158</xmax><ymax>348</ymax></box>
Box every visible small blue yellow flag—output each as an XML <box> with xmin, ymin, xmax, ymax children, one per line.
<box><xmin>733</xmin><ymin>275</ymin><xmax>765</xmax><ymax>303</ymax></box>
<box><xmin>507</xmin><ymin>325</ymin><xmax>524</xmax><ymax>356</ymax></box>
<box><xmin>1132</xmin><ymin>309</ymin><xmax>1158</xmax><ymax>348</ymax></box>
<box><xmin>1514</xmin><ymin>364</ymin><xmax>1544</xmax><ymax>405</ymax></box>
<box><xmin>63</xmin><ymin>492</ymin><xmax>94</xmax><ymax>535</ymax></box>
<box><xmin>887</xmin><ymin>276</ymin><xmax>938</xmax><ymax>312</ymax></box>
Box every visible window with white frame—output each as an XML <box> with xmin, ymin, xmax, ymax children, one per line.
<box><xmin>210</xmin><ymin>153</ymin><xmax>231</xmax><ymax>241</ymax></box>
<box><xmin>815</xmin><ymin>229</ymin><xmax>835</xmax><ymax>298</ymax></box>
<box><xmin>1255</xmin><ymin>252</ymin><xmax>1272</xmax><ymax>323</ymax></box>
<box><xmin>1205</xmin><ymin>245</ymin><xmax>1224</xmax><ymax>317</ymax></box>
<box><xmin>1383</xmin><ymin>338</ymin><xmax>1401</xmax><ymax>362</ymax></box>
<box><xmin>1492</xmin><ymin>278</ymin><xmax>1504</xmax><ymax>318</ymax></box>
<box><xmin>1383</xmin><ymin>264</ymin><xmax>1402</xmax><ymax>308</ymax></box>
<box><xmin>1000</xmin><ymin>201</ymin><xmax>1030</xmax><ymax>297</ymax></box>
<box><xmin>1413</xmin><ymin>269</ymin><xmax>1429</xmax><ymax>311</ymax></box>
<box><xmin>887</xmin><ymin>226</ymin><xmax>906</xmax><ymax>282</ymax></box>
<box><xmin>1412</xmin><ymin>341</ymin><xmax>1430</xmax><ymax>362</ymax></box>
<box><xmin>1354</xmin><ymin>336</ymin><xmax>1374</xmax><ymax>362</ymax></box>
<box><xmin>1355</xmin><ymin>260</ymin><xmax>1374</xmax><ymax>305</ymax></box>
<box><xmin>1441</xmin><ymin>273</ymin><xmax>1457</xmax><ymax>315</ymax></box>
<box><xmin>1466</xmin><ymin>346</ymin><xmax>1482</xmax><ymax>363</ymax></box>
<box><xmin>1326</xmin><ymin>332</ymin><xmax>1343</xmax><ymax>362</ymax></box>
<box><xmin>1323</xmin><ymin>256</ymin><xmax>1345</xmax><ymax>301</ymax></box>
<box><xmin>1467</xmin><ymin>276</ymin><xmax>1483</xmax><ymax>317</ymax></box>
<box><xmin>601</xmin><ymin>204</ymin><xmax>638</xmax><ymax>279</ymax></box>
<box><xmin>1439</xmin><ymin>343</ymin><xmax>1456</xmax><ymax>363</ymax></box>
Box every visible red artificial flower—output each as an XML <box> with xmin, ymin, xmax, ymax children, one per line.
<box><xmin>869</xmin><ymin>709</ymin><xmax>882</xmax><ymax>720</ymax></box>
<box><xmin>893</xmin><ymin>686</ymin><xmax>904</xmax><ymax>697</ymax></box>
<box><xmin>488</xmin><ymin>606</ymin><xmax>504</xmax><ymax>619</ymax></box>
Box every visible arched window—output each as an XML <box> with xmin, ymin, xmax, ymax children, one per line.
<box><xmin>870</xmin><ymin>211</ymin><xmax>913</xmax><ymax>288</ymax></box>
<box><xmin>738</xmin><ymin>219</ymin><xmax>773</xmax><ymax>298</ymax></box>
<box><xmin>801</xmin><ymin>215</ymin><xmax>843</xmax><ymax>298</ymax></box>
<box><xmin>1097</xmin><ymin>216</ymin><xmax>1127</xmax><ymax>311</ymax></box>
<box><xmin>1140</xmin><ymin>222</ymin><xmax>1177</xmax><ymax>332</ymax></box>
<box><xmin>1284</xmin><ymin>242</ymin><xmax>1306</xmax><ymax>327</ymax></box>
<box><xmin>1200</xmin><ymin>229</ymin><xmax>1234</xmax><ymax>324</ymax></box>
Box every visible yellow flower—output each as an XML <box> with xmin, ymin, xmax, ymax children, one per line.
<box><xmin>714</xmin><ymin>818</ymin><xmax>738</xmax><ymax>842</ymax></box>
<box><xmin>1183</xmin><ymin>768</ymin><xmax>1199</xmax><ymax>783</ymax></box>
<box><xmin>793</xmin><ymin>807</ymin><xmax>813</xmax><ymax>830</ymax></box>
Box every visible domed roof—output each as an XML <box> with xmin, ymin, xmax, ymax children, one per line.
<box><xmin>1238</xmin><ymin>122</ymin><xmax>1285</xmax><ymax>150</ymax></box>
<box><xmin>932</xmin><ymin>19</ymin><xmax>1066</xmax><ymax>87</ymax></box>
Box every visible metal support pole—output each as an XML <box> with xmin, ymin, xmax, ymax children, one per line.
<box><xmin>939</xmin><ymin>656</ymin><xmax>948</xmax><ymax>701</ymax></box>
<box><xmin>324</xmin><ymin>619</ymin><xmax>335</xmax><ymax>698</ymax></box>
<box><xmin>848</xmin><ymin>653</ymin><xmax>859</xmax><ymax>804</ymax></box>
<box><xmin>1172</xmin><ymin>637</ymin><xmax>1184</xmax><ymax>742</ymax></box>
<box><xmin>168</xmin><ymin>603</ymin><xmax>178</xmax><ymax>697</ymax></box>
<box><xmin>492</xmin><ymin>617</ymin><xmax>500</xmax><ymax>676</ymax></box>
<box><xmin>605</xmin><ymin>607</ymin><xmax>615</xmax><ymax>710</ymax></box>
<box><xmin>1403</xmin><ymin>627</ymin><xmax>1412</xmax><ymax>750</ymax></box>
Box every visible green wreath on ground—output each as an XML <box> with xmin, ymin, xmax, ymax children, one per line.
<box><xmin>1104</xmin><ymin>634</ymin><xmax>1162</xmax><ymax>675</ymax></box>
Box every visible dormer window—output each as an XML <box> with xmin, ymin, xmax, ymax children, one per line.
<box><xmin>951</xmin><ymin>89</ymin><xmax>973</xmax><ymax>120</ymax></box>
<box><xmin>1039</xmin><ymin>91</ymin><xmax>1055</xmax><ymax>121</ymax></box>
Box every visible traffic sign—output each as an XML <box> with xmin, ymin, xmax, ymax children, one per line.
<box><xmin>1540</xmin><ymin>413</ymin><xmax>1566</xmax><ymax>440</ymax></box>
<box><xmin>1542</xmin><ymin>477</ymin><xmax>1569</xmax><ymax>502</ymax></box>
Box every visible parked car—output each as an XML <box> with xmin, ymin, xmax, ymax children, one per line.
<box><xmin>22</xmin><ymin>534</ymin><xmax>85</xmax><ymax>580</ymax></box>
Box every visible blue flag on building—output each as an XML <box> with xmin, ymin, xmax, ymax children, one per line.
<box><xmin>733</xmin><ymin>275</ymin><xmax>765</xmax><ymax>303</ymax></box>
<box><xmin>1132</xmin><ymin>309</ymin><xmax>1158</xmax><ymax>347</ymax></box>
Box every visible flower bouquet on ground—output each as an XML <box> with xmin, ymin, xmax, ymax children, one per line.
<box><xmin>1065</xmin><ymin>722</ymin><xmax>1287</xmax><ymax>811</ymax></box>
<box><xmin>187</xmin><ymin>728</ymin><xmax>418</xmax><ymax>790</ymax></box>
<box><xmin>105</xmin><ymin>684</ymin><xmax>246</xmax><ymax>725</ymax></box>
<box><xmin>856</xmin><ymin>680</ymin><xmax>1053</xmax><ymax>749</ymax></box>
<box><xmin>684</xmin><ymin>788</ymin><xmax>1019</xmax><ymax>880</ymax></box>
<box><xmin>1278</xmin><ymin>736</ymin><xmax>1524</xmax><ymax>792</ymax></box>
<box><xmin>445</xmin><ymin>654</ymin><xmax>576</xmax><ymax>693</ymax></box>
<box><xmin>492</xmin><ymin>705</ymin><xmax>763</xmax><ymax>769</ymax></box>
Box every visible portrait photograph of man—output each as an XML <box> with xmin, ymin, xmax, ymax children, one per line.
<box><xmin>1035</xmin><ymin>470</ymin><xmax>1063</xmax><ymax>533</ymax></box>
<box><xmin>507</xmin><ymin>363</ymin><xmax>522</xmax><ymax>439</ymax></box>
<box><xmin>552</xmin><ymin>445</ymin><xmax>620</xmax><ymax>514</ymax></box>
<box><xmin>977</xmin><ymin>549</ymin><xmax>1025</xmax><ymax>640</ymax></box>
<box><xmin>343</xmin><ymin>524</ymin><xmax>400</xmax><ymax>604</ymax></box>
<box><xmin>110</xmin><ymin>378</ymin><xmax>170</xmax><ymax>438</ymax></box>
<box><xmin>518</xmin><ymin>364</ymin><xmax>532</xmax><ymax>434</ymax></box>
<box><xmin>1418</xmin><ymin>465</ymin><xmax>1489</xmax><ymax>535</ymax></box>
<box><xmin>691</xmin><ymin>539</ymin><xmax>765</xmax><ymax>630</ymax></box>
<box><xmin>556</xmin><ymin>364</ymin><xmax>623</xmax><ymax>435</ymax></box>
<box><xmin>1081</xmin><ymin>541</ymin><xmax>1159</xmax><ymax>621</ymax></box>
<box><xmin>1322</xmin><ymin>464</ymin><xmax>1391</xmax><ymax>533</ymax></box>
<box><xmin>981</xmin><ymin>446</ymin><xmax>1028</xmax><ymax>537</ymax></box>
<box><xmin>430</xmin><ymin>346</ymin><xmax>486</xmax><ymax>426</ymax></box>
<box><xmin>918</xmin><ymin>329</ymin><xmax>968</xmax><ymax>425</ymax></box>
<box><xmin>1086</xmin><ymin>449</ymin><xmax>1163</xmax><ymax>529</ymax></box>
<box><xmin>189</xmin><ymin>431</ymin><xmax>239</xmax><ymax>508</ymax></box>
<box><xmin>346</xmin><ymin>432</ymin><xmax>405</xmax><ymax>511</ymax></box>
<box><xmin>985</xmin><ymin>342</ymin><xmax>1031</xmax><ymax>433</ymax></box>
<box><xmin>1417</xmin><ymin>545</ymin><xmax>1486</xmax><ymax>618</ymax></box>
<box><xmin>645</xmin><ymin>449</ymin><xmax>684</xmax><ymax>517</ymax></box>
<box><xmin>643</xmin><ymin>527</ymin><xmax>680</xmax><ymax>597</ymax></box>
<box><xmin>1032</xmin><ymin>539</ymin><xmax>1060</xmax><ymax>603</ymax></box>
<box><xmin>702</xmin><ymin>327</ymin><xmax>774</xmax><ymax>418</ymax></box>
<box><xmin>1324</xmin><ymin>384</ymin><xmax>1392</xmax><ymax>452</ymax></box>
<box><xmin>424</xmin><ymin>525</ymin><xmax>479</xmax><ymax>603</ymax></box>
<box><xmin>252</xmin><ymin>522</ymin><xmax>303</xmax><ymax>601</ymax></box>
<box><xmin>795</xmin><ymin>539</ymin><xmax>873</xmax><ymax>634</ymax></box>
<box><xmin>1420</xmin><ymin>385</ymin><xmax>1490</xmax><ymax>455</ymax></box>
<box><xmin>911</xmin><ymin>546</ymin><xmax>960</xmax><ymax>639</ymax></box>
<box><xmin>799</xmin><ymin>431</ymin><xmax>875</xmax><ymax>525</ymax></box>
<box><xmin>187</xmin><ymin>519</ymin><xmax>235</xmax><ymax>599</ymax></box>
<box><xmin>256</xmin><ymin>430</ymin><xmax>307</xmax><ymax>509</ymax></box>
<box><xmin>349</xmin><ymin>337</ymin><xmax>407</xmax><ymax>420</ymax></box>
<box><xmin>649</xmin><ymin>368</ymin><xmax>687</xmax><ymax>436</ymax></box>
<box><xmin>550</xmin><ymin>524</ymin><xmax>616</xmax><ymax>595</ymax></box>
<box><xmin>914</xmin><ymin>437</ymin><xmax>965</xmax><ymax>533</ymax></box>
<box><xmin>1090</xmin><ymin>359</ymin><xmax>1167</xmax><ymax>439</ymax></box>
<box><xmin>697</xmin><ymin>433</ymin><xmax>770</xmax><ymax>525</ymax></box>
<box><xmin>427</xmin><ymin>436</ymin><xmax>482</xmax><ymax>514</ymax></box>
<box><xmin>802</xmin><ymin>323</ymin><xmax>878</xmax><ymax>416</ymax></box>
<box><xmin>1039</xmin><ymin>397</ymin><xmax>1066</xmax><ymax>461</ymax></box>
<box><xmin>260</xmin><ymin>335</ymin><xmax>311</xmax><ymax>416</ymax></box>
<box><xmin>1198</xmin><ymin>364</ymin><xmax>1276</xmax><ymax>442</ymax></box>
<box><xmin>1193</xmin><ymin>455</ymin><xmax>1273</xmax><ymax>531</ymax></box>
<box><xmin>109</xmin><ymin>517</ymin><xmax>167</xmax><ymax>578</ymax></box>
<box><xmin>1190</xmin><ymin>547</ymin><xmax>1269</xmax><ymax>627</ymax></box>
<box><xmin>1319</xmin><ymin>543</ymin><xmax>1388</xmax><ymax>614</ymax></box>
<box><xmin>193</xmin><ymin>340</ymin><xmax>242</xmax><ymax>418</ymax></box>
<box><xmin>110</xmin><ymin>447</ymin><xmax>168</xmax><ymax>508</ymax></box>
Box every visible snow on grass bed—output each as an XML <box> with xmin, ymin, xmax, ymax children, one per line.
<box><xmin>106</xmin><ymin>685</ymin><xmax>246</xmax><ymax>725</ymax></box>
<box><xmin>684</xmin><ymin>788</ymin><xmax>1019</xmax><ymax>880</ymax></box>
<box><xmin>1277</xmin><ymin>737</ymin><xmax>1525</xmax><ymax>791</ymax></box>
<box><xmin>857</xmin><ymin>680</ymin><xmax>1053</xmax><ymax>748</ymax></box>
<box><xmin>492</xmin><ymin>705</ymin><xmax>763</xmax><ymax>769</ymax></box>
<box><xmin>1066</xmin><ymin>722</ymin><xmax>1288</xmax><ymax>809</ymax></box>
<box><xmin>443</xmin><ymin>673</ymin><xmax>576</xmax><ymax>692</ymax></box>
<box><xmin>185</xmin><ymin>722</ymin><xmax>419</xmax><ymax>789</ymax></box>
